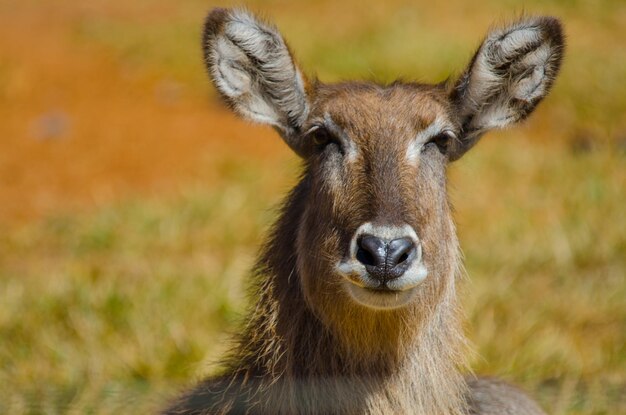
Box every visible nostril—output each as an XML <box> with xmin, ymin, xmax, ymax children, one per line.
<box><xmin>387</xmin><ymin>238</ymin><xmax>416</xmax><ymax>268</ymax></box>
<box><xmin>356</xmin><ymin>235</ymin><xmax>387</xmax><ymax>268</ymax></box>
<box><xmin>356</xmin><ymin>246</ymin><xmax>376</xmax><ymax>266</ymax></box>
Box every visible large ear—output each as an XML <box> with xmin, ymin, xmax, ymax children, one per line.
<box><xmin>448</xmin><ymin>17</ymin><xmax>564</xmax><ymax>161</ymax></box>
<box><xmin>202</xmin><ymin>8</ymin><xmax>310</xmax><ymax>155</ymax></box>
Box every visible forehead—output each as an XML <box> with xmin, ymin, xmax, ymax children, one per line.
<box><xmin>310</xmin><ymin>82</ymin><xmax>453</xmax><ymax>143</ymax></box>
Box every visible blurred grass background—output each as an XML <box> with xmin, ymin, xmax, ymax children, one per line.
<box><xmin>0</xmin><ymin>0</ymin><xmax>625</xmax><ymax>413</ymax></box>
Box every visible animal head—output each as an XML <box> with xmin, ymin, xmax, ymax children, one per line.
<box><xmin>202</xmin><ymin>9</ymin><xmax>563</xmax><ymax>327</ymax></box>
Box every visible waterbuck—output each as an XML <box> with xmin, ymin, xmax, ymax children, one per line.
<box><xmin>164</xmin><ymin>8</ymin><xmax>564</xmax><ymax>415</ymax></box>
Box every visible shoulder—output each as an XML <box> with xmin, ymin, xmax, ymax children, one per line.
<box><xmin>465</xmin><ymin>376</ymin><xmax>547</xmax><ymax>415</ymax></box>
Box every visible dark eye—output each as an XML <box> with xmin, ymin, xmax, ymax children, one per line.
<box><xmin>424</xmin><ymin>130</ymin><xmax>454</xmax><ymax>154</ymax></box>
<box><xmin>310</xmin><ymin>127</ymin><xmax>343</xmax><ymax>154</ymax></box>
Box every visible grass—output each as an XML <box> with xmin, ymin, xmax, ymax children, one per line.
<box><xmin>0</xmin><ymin>0</ymin><xmax>625</xmax><ymax>414</ymax></box>
<box><xmin>0</xmin><ymin>169</ymin><xmax>288</xmax><ymax>413</ymax></box>
<box><xmin>1</xmin><ymin>139</ymin><xmax>624</xmax><ymax>414</ymax></box>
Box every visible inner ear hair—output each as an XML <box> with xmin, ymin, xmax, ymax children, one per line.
<box><xmin>453</xmin><ymin>16</ymin><xmax>564</xmax><ymax>133</ymax></box>
<box><xmin>202</xmin><ymin>8</ymin><xmax>309</xmax><ymax>139</ymax></box>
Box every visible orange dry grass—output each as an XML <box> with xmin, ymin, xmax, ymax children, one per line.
<box><xmin>0</xmin><ymin>1</ymin><xmax>286</xmax><ymax>223</ymax></box>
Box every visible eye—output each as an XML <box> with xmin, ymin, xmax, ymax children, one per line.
<box><xmin>423</xmin><ymin>130</ymin><xmax>455</xmax><ymax>154</ymax></box>
<box><xmin>309</xmin><ymin>126</ymin><xmax>343</xmax><ymax>154</ymax></box>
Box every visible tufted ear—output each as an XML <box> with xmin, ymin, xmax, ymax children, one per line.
<box><xmin>448</xmin><ymin>17</ymin><xmax>564</xmax><ymax>161</ymax></box>
<box><xmin>202</xmin><ymin>8</ymin><xmax>310</xmax><ymax>155</ymax></box>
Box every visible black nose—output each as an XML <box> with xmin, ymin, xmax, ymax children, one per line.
<box><xmin>356</xmin><ymin>235</ymin><xmax>417</xmax><ymax>282</ymax></box>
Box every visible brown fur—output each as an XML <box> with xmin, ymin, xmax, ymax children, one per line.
<box><xmin>163</xmin><ymin>9</ymin><xmax>564</xmax><ymax>415</ymax></box>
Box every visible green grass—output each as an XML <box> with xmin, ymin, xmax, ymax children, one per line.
<box><xmin>0</xmin><ymin>160</ymin><xmax>293</xmax><ymax>413</ymax></box>
<box><xmin>1</xmin><ymin>139</ymin><xmax>624</xmax><ymax>414</ymax></box>
<box><xmin>455</xmin><ymin>136</ymin><xmax>626</xmax><ymax>414</ymax></box>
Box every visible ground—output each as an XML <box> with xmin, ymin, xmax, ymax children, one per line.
<box><xmin>0</xmin><ymin>0</ymin><xmax>624</xmax><ymax>413</ymax></box>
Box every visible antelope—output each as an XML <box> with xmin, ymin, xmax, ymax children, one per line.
<box><xmin>164</xmin><ymin>8</ymin><xmax>564</xmax><ymax>415</ymax></box>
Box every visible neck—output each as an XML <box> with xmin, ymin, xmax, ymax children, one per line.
<box><xmin>221</xmin><ymin>271</ymin><xmax>467</xmax><ymax>414</ymax></box>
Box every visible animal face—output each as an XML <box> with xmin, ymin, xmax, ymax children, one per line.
<box><xmin>296</xmin><ymin>83</ymin><xmax>457</xmax><ymax>310</ymax></box>
<box><xmin>202</xmin><ymin>9</ymin><xmax>563</xmax><ymax>313</ymax></box>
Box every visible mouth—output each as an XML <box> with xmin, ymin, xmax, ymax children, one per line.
<box><xmin>342</xmin><ymin>280</ymin><xmax>420</xmax><ymax>310</ymax></box>
<box><xmin>336</xmin><ymin>261</ymin><xmax>428</xmax><ymax>310</ymax></box>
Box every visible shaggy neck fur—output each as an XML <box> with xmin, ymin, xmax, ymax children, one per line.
<box><xmin>186</xmin><ymin>177</ymin><xmax>470</xmax><ymax>415</ymax></box>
